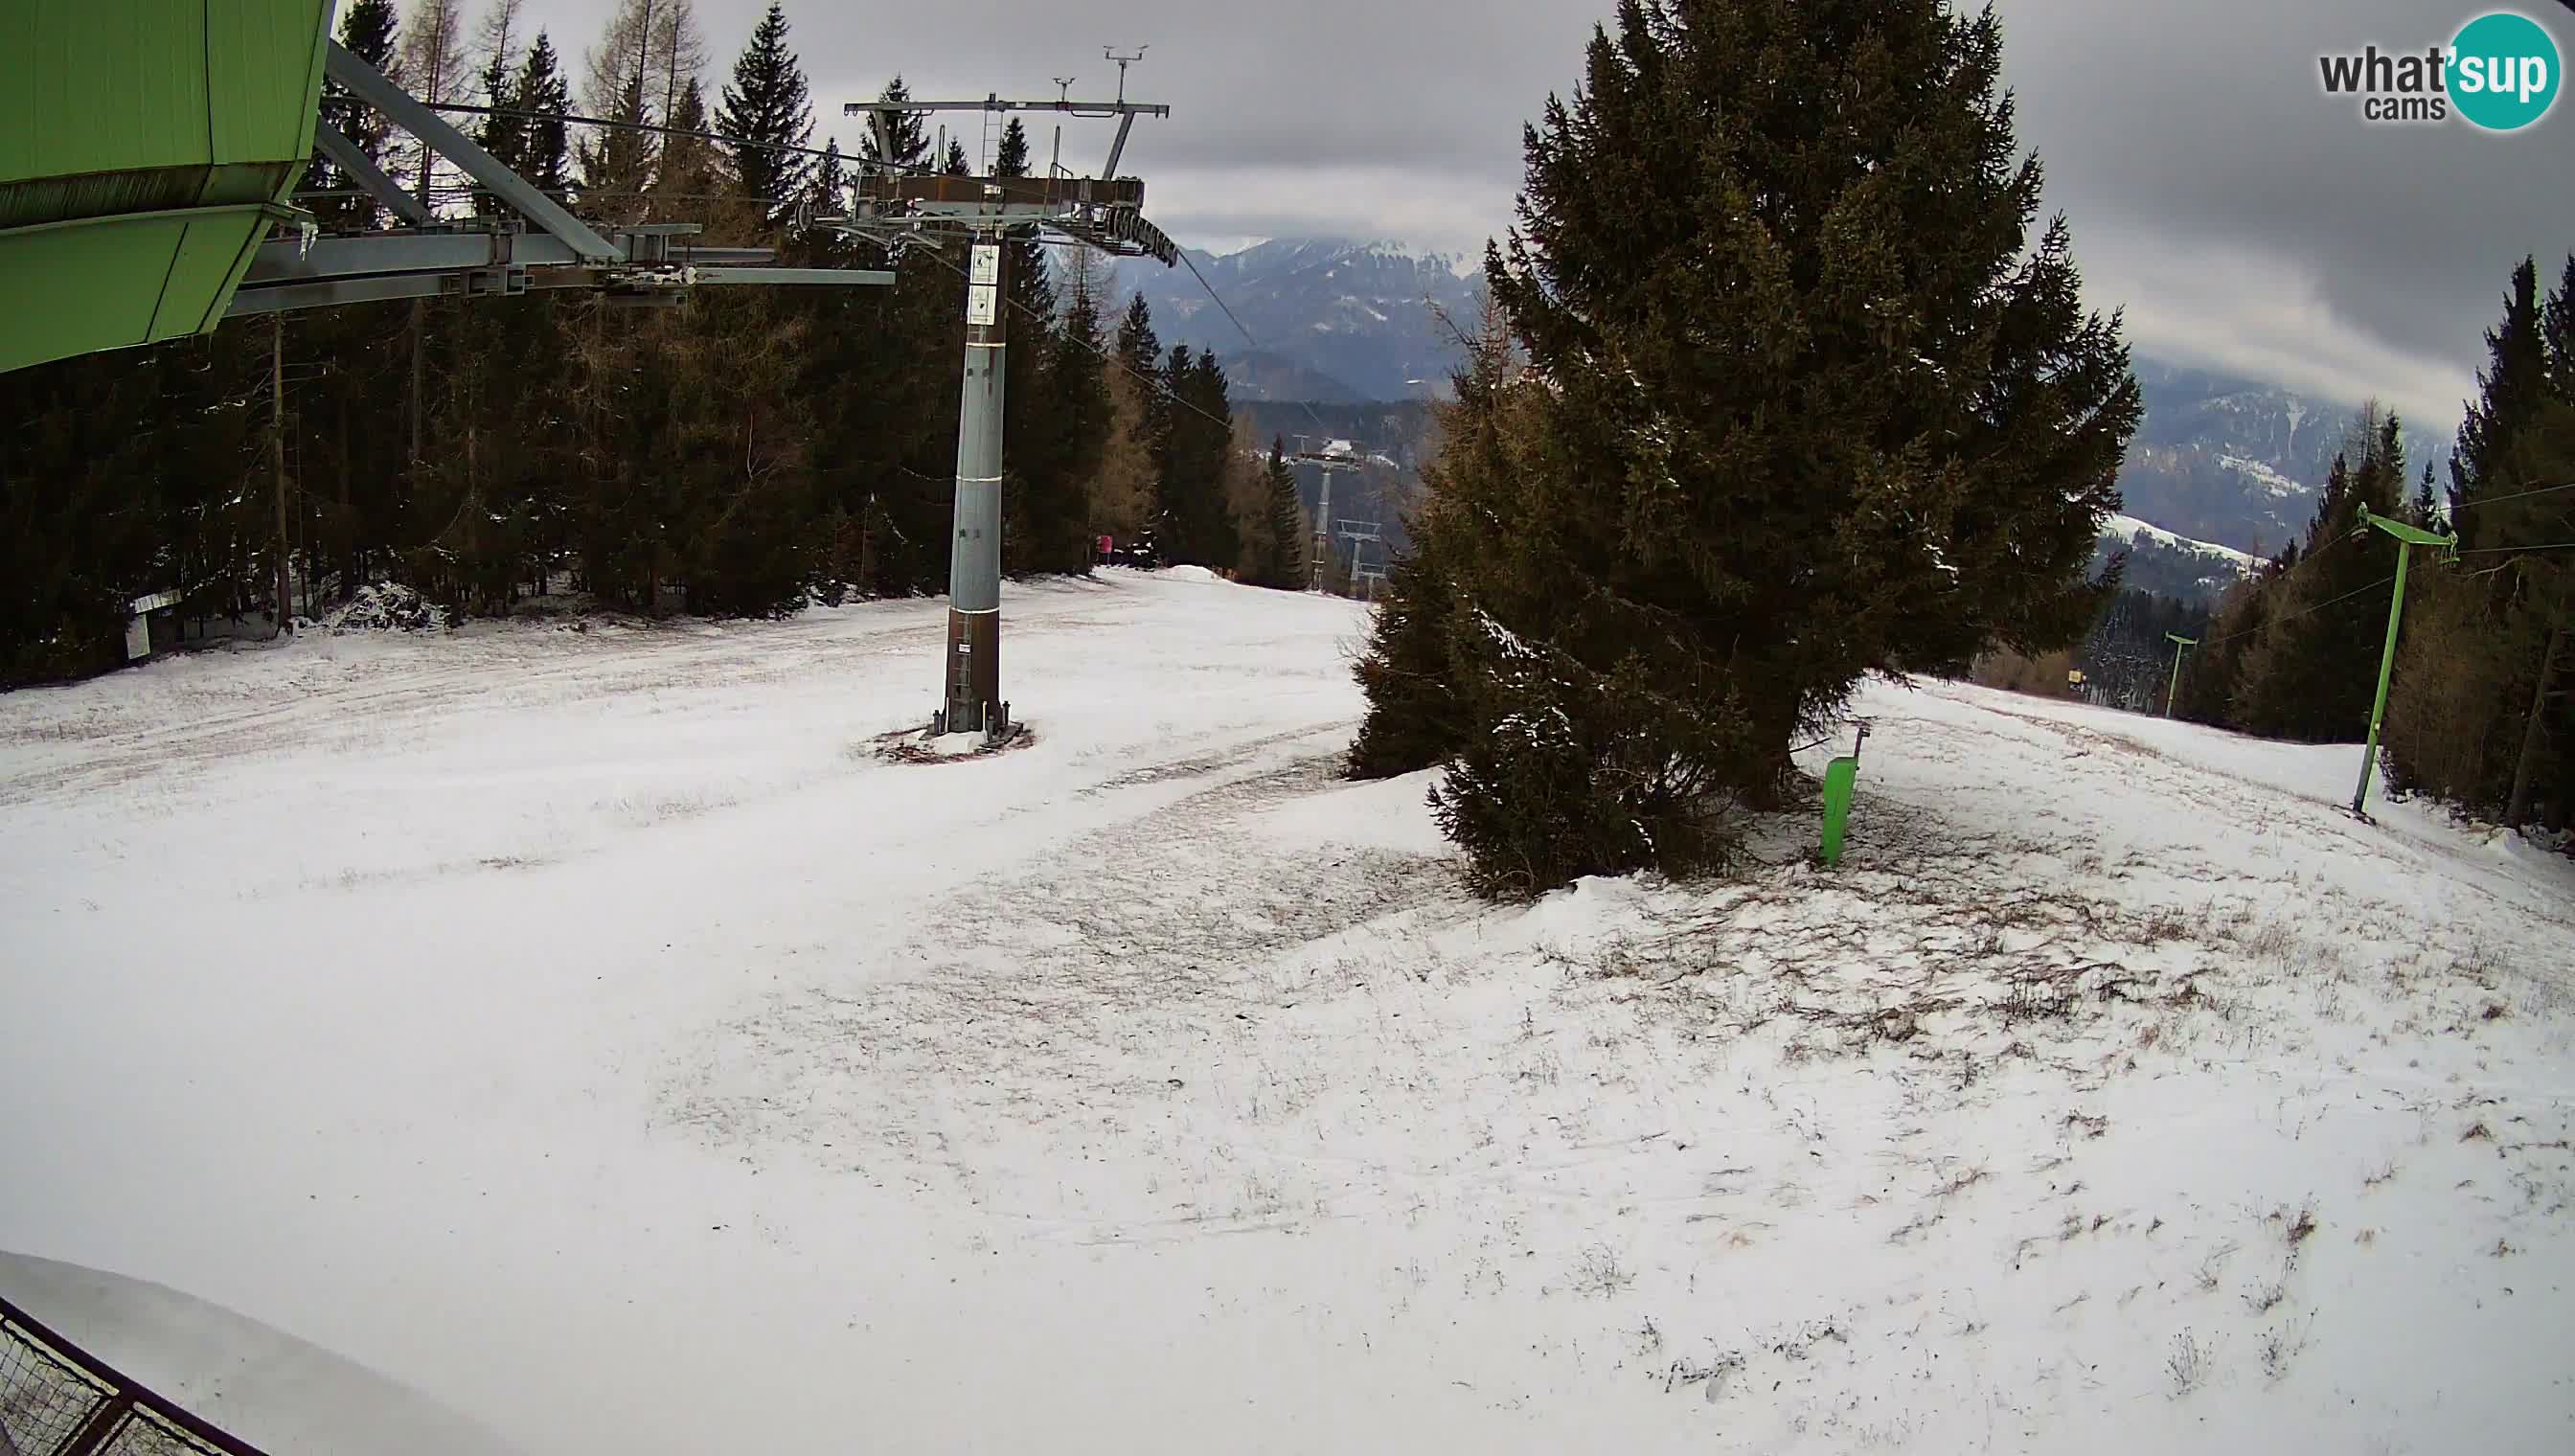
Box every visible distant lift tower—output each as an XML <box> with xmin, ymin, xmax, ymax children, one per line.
<box><xmin>1293</xmin><ymin>441</ymin><xmax>1367</xmax><ymax>591</ymax></box>
<box><xmin>1336</xmin><ymin>519</ymin><xmax>1384</xmax><ymax>600</ymax></box>
<box><xmin>841</xmin><ymin>72</ymin><xmax>1176</xmax><ymax>739</ymax></box>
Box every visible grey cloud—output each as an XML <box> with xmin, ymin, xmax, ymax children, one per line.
<box><xmin>502</xmin><ymin>0</ymin><xmax>2572</xmax><ymax>423</ymax></box>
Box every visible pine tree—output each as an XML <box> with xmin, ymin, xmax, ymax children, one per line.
<box><xmin>653</xmin><ymin>77</ymin><xmax>721</xmax><ymax>207</ymax></box>
<box><xmin>716</xmin><ymin>0</ymin><xmax>813</xmax><ymax>223</ymax></box>
<box><xmin>309</xmin><ymin>0</ymin><xmax>401</xmax><ymax>233</ymax></box>
<box><xmin>472</xmin><ymin>47</ymin><xmax>523</xmax><ymax>171</ymax></box>
<box><xmin>857</xmin><ymin>78</ymin><xmax>930</xmax><ymax>175</ymax></box>
<box><xmin>1152</xmin><ymin>342</ymin><xmax>1194</xmax><ymax>553</ymax></box>
<box><xmin>1152</xmin><ymin>346</ymin><xmax>1239</xmax><ymax>566</ymax></box>
<box><xmin>514</xmin><ymin>33</ymin><xmax>573</xmax><ymax>203</ymax></box>
<box><xmin>783</xmin><ymin>137</ymin><xmax>850</xmax><ymax>262</ymax></box>
<box><xmin>943</xmin><ymin>139</ymin><xmax>970</xmax><ymax>176</ymax></box>
<box><xmin>1049</xmin><ymin>262</ymin><xmax>1114</xmax><ymax>562</ymax></box>
<box><xmin>578</xmin><ymin>72</ymin><xmax>654</xmax><ymax>220</ymax></box>
<box><xmin>1107</xmin><ymin>293</ymin><xmax>1168</xmax><ymax>553</ymax></box>
<box><xmin>2451</xmin><ymin>258</ymin><xmax>2551</xmax><ymax>548</ymax></box>
<box><xmin>1260</xmin><ymin>440</ymin><xmax>1308</xmax><ymax>588</ymax></box>
<box><xmin>467</xmin><ymin>0</ymin><xmax>528</xmax><ymax>216</ymax></box>
<box><xmin>1356</xmin><ymin>0</ymin><xmax>2139</xmax><ymax>895</ymax></box>
<box><xmin>808</xmin><ymin>138</ymin><xmax>846</xmax><ymax>214</ymax></box>
<box><xmin>1349</xmin><ymin>301</ymin><xmax>1504</xmax><ymax>777</ymax></box>
<box><xmin>2544</xmin><ymin>254</ymin><xmax>2575</xmax><ymax>390</ymax></box>
<box><xmin>1115</xmin><ymin>295</ymin><xmax>1159</xmax><ymax>373</ymax></box>
<box><xmin>1192</xmin><ymin>352</ymin><xmax>1242</xmax><ymax>570</ymax></box>
<box><xmin>2412</xmin><ymin>459</ymin><xmax>2441</xmax><ymax>530</ymax></box>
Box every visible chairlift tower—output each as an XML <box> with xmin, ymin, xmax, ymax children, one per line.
<box><xmin>1292</xmin><ymin>442</ymin><xmax>1367</xmax><ymax>591</ymax></box>
<box><xmin>1335</xmin><ymin>518</ymin><xmax>1383</xmax><ymax>600</ymax></box>
<box><xmin>841</xmin><ymin>65</ymin><xmax>1176</xmax><ymax>740</ymax></box>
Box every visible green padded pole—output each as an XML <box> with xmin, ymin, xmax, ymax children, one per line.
<box><xmin>1820</xmin><ymin>758</ymin><xmax>1859</xmax><ymax>866</ymax></box>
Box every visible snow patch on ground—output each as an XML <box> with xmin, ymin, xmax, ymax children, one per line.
<box><xmin>2</xmin><ymin>577</ymin><xmax>2570</xmax><ymax>1454</ymax></box>
<box><xmin>316</xmin><ymin>582</ymin><xmax>448</xmax><ymax>635</ymax></box>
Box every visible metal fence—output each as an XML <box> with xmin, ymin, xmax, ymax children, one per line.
<box><xmin>0</xmin><ymin>1293</ymin><xmax>268</xmax><ymax>1456</ymax></box>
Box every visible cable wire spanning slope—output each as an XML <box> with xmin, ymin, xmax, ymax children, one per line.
<box><xmin>1172</xmin><ymin>249</ymin><xmax>1343</xmax><ymax>444</ymax></box>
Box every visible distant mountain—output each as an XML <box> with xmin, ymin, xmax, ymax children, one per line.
<box><xmin>1109</xmin><ymin>239</ymin><xmax>1485</xmax><ymax>403</ymax></box>
<box><xmin>2114</xmin><ymin>359</ymin><xmax>2450</xmax><ymax>559</ymax></box>
<box><xmin>2094</xmin><ymin>513</ymin><xmax>2262</xmax><ymax>603</ymax></box>
<box><xmin>1101</xmin><ymin>242</ymin><xmax>2450</xmax><ymax>588</ymax></box>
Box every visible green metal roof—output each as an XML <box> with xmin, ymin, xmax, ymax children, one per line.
<box><xmin>0</xmin><ymin>0</ymin><xmax>334</xmax><ymax>375</ymax></box>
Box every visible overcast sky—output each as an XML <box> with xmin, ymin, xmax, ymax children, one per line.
<box><xmin>515</xmin><ymin>0</ymin><xmax>2573</xmax><ymax>426</ymax></box>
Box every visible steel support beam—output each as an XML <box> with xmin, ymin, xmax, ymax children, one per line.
<box><xmin>229</xmin><ymin>262</ymin><xmax>888</xmax><ymax>318</ymax></box>
<box><xmin>843</xmin><ymin>98</ymin><xmax>1170</xmax><ymax>119</ymax></box>
<box><xmin>695</xmin><ymin>267</ymin><xmax>897</xmax><ymax>286</ymax></box>
<box><xmin>1104</xmin><ymin>113</ymin><xmax>1137</xmax><ymax>178</ymax></box>
<box><xmin>325</xmin><ymin>40</ymin><xmax>621</xmax><ymax>262</ymax></box>
<box><xmin>228</xmin><ymin>269</ymin><xmax>519</xmax><ymax>316</ymax></box>
<box><xmin>245</xmin><ymin>228</ymin><xmax>547</xmax><ymax>284</ymax></box>
<box><xmin>312</xmin><ymin>123</ymin><xmax>434</xmax><ymax>228</ymax></box>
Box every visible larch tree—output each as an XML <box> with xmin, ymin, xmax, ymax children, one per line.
<box><xmin>467</xmin><ymin>0</ymin><xmax>529</xmax><ymax>214</ymax></box>
<box><xmin>399</xmin><ymin>0</ymin><xmax>469</xmax><ymax>207</ymax></box>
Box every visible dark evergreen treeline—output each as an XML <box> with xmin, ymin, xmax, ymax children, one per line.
<box><xmin>0</xmin><ymin>0</ymin><xmax>1307</xmax><ymax>686</ymax></box>
<box><xmin>2175</xmin><ymin>256</ymin><xmax>2575</xmax><ymax>830</ymax></box>
<box><xmin>2070</xmin><ymin>589</ymin><xmax>2215</xmax><ymax>714</ymax></box>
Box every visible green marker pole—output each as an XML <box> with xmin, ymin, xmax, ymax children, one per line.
<box><xmin>2351</xmin><ymin>506</ymin><xmax>2454</xmax><ymax>819</ymax></box>
<box><xmin>1818</xmin><ymin>722</ymin><xmax>1871</xmax><ymax>867</ymax></box>
<box><xmin>2163</xmin><ymin>633</ymin><xmax>2198</xmax><ymax>717</ymax></box>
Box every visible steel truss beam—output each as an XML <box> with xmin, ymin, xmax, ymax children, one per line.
<box><xmin>233</xmin><ymin>50</ymin><xmax>893</xmax><ymax>319</ymax></box>
<box><xmin>312</xmin><ymin>124</ymin><xmax>434</xmax><ymax>228</ymax></box>
<box><xmin>326</xmin><ymin>41</ymin><xmax>621</xmax><ymax>262</ymax></box>
<box><xmin>228</xmin><ymin>227</ymin><xmax>890</xmax><ymax>318</ymax></box>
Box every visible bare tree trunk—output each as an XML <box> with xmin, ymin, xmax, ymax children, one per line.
<box><xmin>409</xmin><ymin>299</ymin><xmax>425</xmax><ymax>468</ymax></box>
<box><xmin>271</xmin><ymin>317</ymin><xmax>294</xmax><ymax>636</ymax></box>
<box><xmin>2505</xmin><ymin>616</ymin><xmax>2566</xmax><ymax>829</ymax></box>
<box><xmin>338</xmin><ymin>392</ymin><xmax>355</xmax><ymax>591</ymax></box>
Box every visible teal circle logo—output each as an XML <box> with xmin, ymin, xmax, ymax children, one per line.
<box><xmin>2450</xmin><ymin>11</ymin><xmax>2562</xmax><ymax>130</ymax></box>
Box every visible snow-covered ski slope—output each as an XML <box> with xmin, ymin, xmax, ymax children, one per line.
<box><xmin>3</xmin><ymin>569</ymin><xmax>2571</xmax><ymax>1455</ymax></box>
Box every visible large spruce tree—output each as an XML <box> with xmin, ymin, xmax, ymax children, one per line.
<box><xmin>2450</xmin><ymin>259</ymin><xmax>2551</xmax><ymax>547</ymax></box>
<box><xmin>1354</xmin><ymin>0</ymin><xmax>2139</xmax><ymax>896</ymax></box>
<box><xmin>514</xmin><ymin>34</ymin><xmax>574</xmax><ymax>203</ymax></box>
<box><xmin>716</xmin><ymin>1</ymin><xmax>813</xmax><ymax>222</ymax></box>
<box><xmin>1259</xmin><ymin>441</ymin><xmax>1308</xmax><ymax>588</ymax></box>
